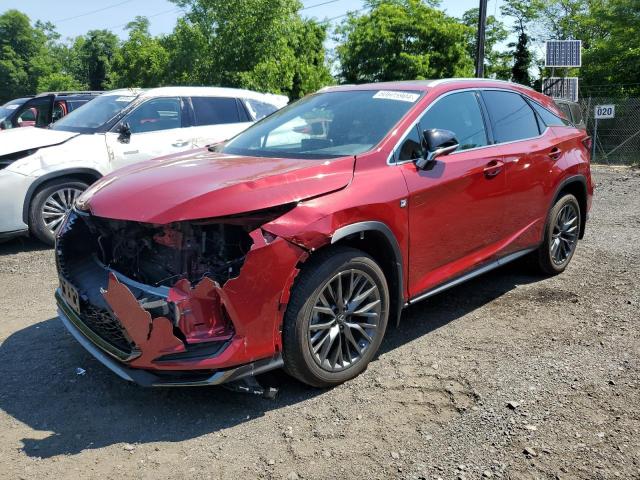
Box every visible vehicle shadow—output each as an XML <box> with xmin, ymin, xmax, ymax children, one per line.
<box><xmin>0</xmin><ymin>236</ymin><xmax>50</xmax><ymax>255</ymax></box>
<box><xmin>0</xmin><ymin>261</ymin><xmax>543</xmax><ymax>458</ymax></box>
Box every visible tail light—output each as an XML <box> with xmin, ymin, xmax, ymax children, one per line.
<box><xmin>582</xmin><ymin>136</ymin><xmax>592</xmax><ymax>151</ymax></box>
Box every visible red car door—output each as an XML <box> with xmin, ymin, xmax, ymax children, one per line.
<box><xmin>395</xmin><ymin>90</ymin><xmax>510</xmax><ymax>298</ymax></box>
<box><xmin>479</xmin><ymin>90</ymin><xmax>563</xmax><ymax>254</ymax></box>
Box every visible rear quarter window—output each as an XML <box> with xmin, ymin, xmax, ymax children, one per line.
<box><xmin>530</xmin><ymin>100</ymin><xmax>570</xmax><ymax>127</ymax></box>
<box><xmin>482</xmin><ymin>90</ymin><xmax>540</xmax><ymax>143</ymax></box>
<box><xmin>191</xmin><ymin>97</ymin><xmax>243</xmax><ymax>126</ymax></box>
<box><xmin>569</xmin><ymin>103</ymin><xmax>583</xmax><ymax>124</ymax></box>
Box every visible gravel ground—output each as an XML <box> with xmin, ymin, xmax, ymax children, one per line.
<box><xmin>0</xmin><ymin>165</ymin><xmax>638</xmax><ymax>480</ymax></box>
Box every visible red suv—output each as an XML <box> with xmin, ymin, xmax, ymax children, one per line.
<box><xmin>55</xmin><ymin>79</ymin><xmax>593</xmax><ymax>390</ymax></box>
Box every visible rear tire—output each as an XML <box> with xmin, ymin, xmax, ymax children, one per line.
<box><xmin>534</xmin><ymin>193</ymin><xmax>581</xmax><ymax>275</ymax></box>
<box><xmin>28</xmin><ymin>178</ymin><xmax>88</xmax><ymax>246</ymax></box>
<box><xmin>282</xmin><ymin>247</ymin><xmax>390</xmax><ymax>388</ymax></box>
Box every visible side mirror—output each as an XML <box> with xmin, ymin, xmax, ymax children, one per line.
<box><xmin>117</xmin><ymin>122</ymin><xmax>132</xmax><ymax>144</ymax></box>
<box><xmin>416</xmin><ymin>128</ymin><xmax>459</xmax><ymax>169</ymax></box>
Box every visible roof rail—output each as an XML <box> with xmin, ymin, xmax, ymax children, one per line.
<box><xmin>35</xmin><ymin>91</ymin><xmax>104</xmax><ymax>98</ymax></box>
<box><xmin>428</xmin><ymin>78</ymin><xmax>536</xmax><ymax>92</ymax></box>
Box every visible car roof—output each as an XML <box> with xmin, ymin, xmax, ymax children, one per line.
<box><xmin>2</xmin><ymin>97</ymin><xmax>33</xmax><ymax>106</ymax></box>
<box><xmin>322</xmin><ymin>78</ymin><xmax>539</xmax><ymax>93</ymax></box>
<box><xmin>101</xmin><ymin>86</ymin><xmax>289</xmax><ymax>107</ymax></box>
<box><xmin>322</xmin><ymin>78</ymin><xmax>558</xmax><ymax>114</ymax></box>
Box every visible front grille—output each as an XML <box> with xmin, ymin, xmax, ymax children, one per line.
<box><xmin>80</xmin><ymin>303</ymin><xmax>136</xmax><ymax>355</ymax></box>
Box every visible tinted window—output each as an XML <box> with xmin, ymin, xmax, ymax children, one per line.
<box><xmin>67</xmin><ymin>100</ymin><xmax>90</xmax><ymax>112</ymax></box>
<box><xmin>192</xmin><ymin>97</ymin><xmax>241</xmax><ymax>126</ymax></box>
<box><xmin>397</xmin><ymin>126</ymin><xmax>425</xmax><ymax>161</ymax></box>
<box><xmin>556</xmin><ymin>102</ymin><xmax>571</xmax><ymax>121</ymax></box>
<box><xmin>244</xmin><ymin>99</ymin><xmax>278</xmax><ymax>120</ymax></box>
<box><xmin>530</xmin><ymin>101</ymin><xmax>569</xmax><ymax>127</ymax></box>
<box><xmin>126</xmin><ymin>97</ymin><xmax>182</xmax><ymax>133</ymax></box>
<box><xmin>569</xmin><ymin>103</ymin><xmax>582</xmax><ymax>124</ymax></box>
<box><xmin>420</xmin><ymin>91</ymin><xmax>488</xmax><ymax>151</ymax></box>
<box><xmin>483</xmin><ymin>91</ymin><xmax>540</xmax><ymax>143</ymax></box>
<box><xmin>224</xmin><ymin>90</ymin><xmax>421</xmax><ymax>159</ymax></box>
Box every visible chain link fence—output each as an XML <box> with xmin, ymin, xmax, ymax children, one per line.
<box><xmin>578</xmin><ymin>85</ymin><xmax>640</xmax><ymax>165</ymax></box>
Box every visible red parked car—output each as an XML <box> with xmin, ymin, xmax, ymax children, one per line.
<box><xmin>55</xmin><ymin>79</ymin><xmax>593</xmax><ymax>390</ymax></box>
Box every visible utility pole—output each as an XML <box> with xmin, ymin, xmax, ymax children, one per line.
<box><xmin>475</xmin><ymin>0</ymin><xmax>488</xmax><ymax>78</ymax></box>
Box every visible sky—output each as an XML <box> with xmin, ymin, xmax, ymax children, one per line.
<box><xmin>0</xmin><ymin>0</ymin><xmax>506</xmax><ymax>41</ymax></box>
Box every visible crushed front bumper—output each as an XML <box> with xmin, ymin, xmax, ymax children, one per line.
<box><xmin>57</xmin><ymin>289</ymin><xmax>283</xmax><ymax>387</ymax></box>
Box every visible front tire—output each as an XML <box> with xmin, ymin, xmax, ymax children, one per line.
<box><xmin>28</xmin><ymin>178</ymin><xmax>88</xmax><ymax>245</ymax></box>
<box><xmin>535</xmin><ymin>193</ymin><xmax>581</xmax><ymax>275</ymax></box>
<box><xmin>282</xmin><ymin>247</ymin><xmax>390</xmax><ymax>388</ymax></box>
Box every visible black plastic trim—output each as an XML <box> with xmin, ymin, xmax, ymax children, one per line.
<box><xmin>331</xmin><ymin>221</ymin><xmax>405</xmax><ymax>324</ymax></box>
<box><xmin>548</xmin><ymin>174</ymin><xmax>588</xmax><ymax>240</ymax></box>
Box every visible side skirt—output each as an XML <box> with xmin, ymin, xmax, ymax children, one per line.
<box><xmin>405</xmin><ymin>247</ymin><xmax>536</xmax><ymax>306</ymax></box>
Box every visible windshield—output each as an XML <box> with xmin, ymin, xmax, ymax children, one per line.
<box><xmin>223</xmin><ymin>90</ymin><xmax>423</xmax><ymax>159</ymax></box>
<box><xmin>0</xmin><ymin>98</ymin><xmax>28</xmax><ymax>122</ymax></box>
<box><xmin>51</xmin><ymin>94</ymin><xmax>137</xmax><ymax>133</ymax></box>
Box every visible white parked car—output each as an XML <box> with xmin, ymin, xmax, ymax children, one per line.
<box><xmin>0</xmin><ymin>87</ymin><xmax>288</xmax><ymax>244</ymax></box>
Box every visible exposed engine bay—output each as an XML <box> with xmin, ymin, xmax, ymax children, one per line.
<box><xmin>59</xmin><ymin>206</ymin><xmax>292</xmax><ymax>289</ymax></box>
<box><xmin>93</xmin><ymin>219</ymin><xmax>253</xmax><ymax>287</ymax></box>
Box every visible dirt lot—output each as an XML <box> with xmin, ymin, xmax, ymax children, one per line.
<box><xmin>0</xmin><ymin>165</ymin><xmax>638</xmax><ymax>480</ymax></box>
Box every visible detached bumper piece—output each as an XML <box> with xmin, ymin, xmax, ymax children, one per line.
<box><xmin>58</xmin><ymin>289</ymin><xmax>283</xmax><ymax>387</ymax></box>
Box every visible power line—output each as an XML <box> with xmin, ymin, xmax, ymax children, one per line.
<box><xmin>301</xmin><ymin>0</ymin><xmax>340</xmax><ymax>11</ymax></box>
<box><xmin>54</xmin><ymin>0</ymin><xmax>136</xmax><ymax>23</ymax></box>
<box><xmin>318</xmin><ymin>8</ymin><xmax>367</xmax><ymax>24</ymax></box>
<box><xmin>107</xmin><ymin>7</ymin><xmax>184</xmax><ymax>31</ymax></box>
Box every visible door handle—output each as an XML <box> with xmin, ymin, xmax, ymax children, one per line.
<box><xmin>483</xmin><ymin>159</ymin><xmax>504</xmax><ymax>178</ymax></box>
<box><xmin>172</xmin><ymin>140</ymin><xmax>189</xmax><ymax>147</ymax></box>
<box><xmin>548</xmin><ymin>147</ymin><xmax>562</xmax><ymax>160</ymax></box>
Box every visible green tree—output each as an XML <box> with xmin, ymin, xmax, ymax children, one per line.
<box><xmin>461</xmin><ymin>8</ymin><xmax>511</xmax><ymax>79</ymax></box>
<box><xmin>167</xmin><ymin>0</ymin><xmax>331</xmax><ymax>99</ymax></box>
<box><xmin>0</xmin><ymin>10</ymin><xmax>49</xmax><ymax>102</ymax></box>
<box><xmin>500</xmin><ymin>0</ymin><xmax>542</xmax><ymax>86</ymax></box>
<box><xmin>533</xmin><ymin>0</ymin><xmax>640</xmax><ymax>94</ymax></box>
<box><xmin>108</xmin><ymin>17</ymin><xmax>169</xmax><ymax>88</ymax></box>
<box><xmin>37</xmin><ymin>72</ymin><xmax>84</xmax><ymax>92</ymax></box>
<box><xmin>75</xmin><ymin>29</ymin><xmax>119</xmax><ymax>90</ymax></box>
<box><xmin>335</xmin><ymin>0</ymin><xmax>474</xmax><ymax>83</ymax></box>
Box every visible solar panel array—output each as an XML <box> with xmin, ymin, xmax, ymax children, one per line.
<box><xmin>543</xmin><ymin>77</ymin><xmax>579</xmax><ymax>102</ymax></box>
<box><xmin>545</xmin><ymin>40</ymin><xmax>582</xmax><ymax>67</ymax></box>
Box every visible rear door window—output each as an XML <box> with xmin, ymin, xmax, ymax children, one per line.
<box><xmin>482</xmin><ymin>91</ymin><xmax>540</xmax><ymax>143</ymax></box>
<box><xmin>191</xmin><ymin>97</ymin><xmax>243</xmax><ymax>126</ymax></box>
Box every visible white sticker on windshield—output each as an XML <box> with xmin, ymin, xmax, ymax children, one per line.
<box><xmin>6</xmin><ymin>104</ymin><xmax>19</xmax><ymax>110</ymax></box>
<box><xmin>115</xmin><ymin>96</ymin><xmax>135</xmax><ymax>102</ymax></box>
<box><xmin>373</xmin><ymin>91</ymin><xmax>420</xmax><ymax>103</ymax></box>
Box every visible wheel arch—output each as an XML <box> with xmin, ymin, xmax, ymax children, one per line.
<box><xmin>22</xmin><ymin>168</ymin><xmax>102</xmax><ymax>224</ymax></box>
<box><xmin>550</xmin><ymin>175</ymin><xmax>588</xmax><ymax>240</ymax></box>
<box><xmin>330</xmin><ymin>221</ymin><xmax>405</xmax><ymax>326</ymax></box>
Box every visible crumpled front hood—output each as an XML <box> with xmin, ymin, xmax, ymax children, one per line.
<box><xmin>81</xmin><ymin>148</ymin><xmax>355</xmax><ymax>224</ymax></box>
<box><xmin>0</xmin><ymin>127</ymin><xmax>79</xmax><ymax>155</ymax></box>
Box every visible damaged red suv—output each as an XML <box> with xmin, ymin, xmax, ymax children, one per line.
<box><xmin>55</xmin><ymin>79</ymin><xmax>593</xmax><ymax>389</ymax></box>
